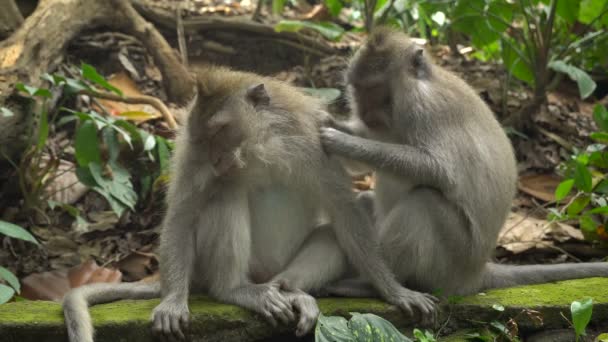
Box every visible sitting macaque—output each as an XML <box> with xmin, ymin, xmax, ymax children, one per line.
<box><xmin>62</xmin><ymin>65</ymin><xmax>436</xmax><ymax>342</ymax></box>
<box><xmin>320</xmin><ymin>27</ymin><xmax>608</xmax><ymax>298</ymax></box>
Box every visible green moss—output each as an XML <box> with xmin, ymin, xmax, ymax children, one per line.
<box><xmin>460</xmin><ymin>277</ymin><xmax>608</xmax><ymax>307</ymax></box>
<box><xmin>1</xmin><ymin>277</ymin><xmax>608</xmax><ymax>341</ymax></box>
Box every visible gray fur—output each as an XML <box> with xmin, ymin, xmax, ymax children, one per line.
<box><xmin>321</xmin><ymin>28</ymin><xmax>608</xmax><ymax>298</ymax></box>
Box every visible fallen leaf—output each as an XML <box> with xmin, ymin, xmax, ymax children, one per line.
<box><xmin>116</xmin><ymin>250</ymin><xmax>158</xmax><ymax>282</ymax></box>
<box><xmin>94</xmin><ymin>72</ymin><xmax>161</xmax><ymax>123</ymax></box>
<box><xmin>517</xmin><ymin>173</ymin><xmax>563</xmax><ymax>202</ymax></box>
<box><xmin>498</xmin><ymin>212</ymin><xmax>583</xmax><ymax>254</ymax></box>
<box><xmin>20</xmin><ymin>260</ymin><xmax>121</xmax><ymax>301</ymax></box>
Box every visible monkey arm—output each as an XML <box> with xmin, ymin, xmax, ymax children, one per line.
<box><xmin>320</xmin><ymin>127</ymin><xmax>454</xmax><ymax>190</ymax></box>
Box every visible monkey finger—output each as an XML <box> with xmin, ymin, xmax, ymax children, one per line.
<box><xmin>262</xmin><ymin>309</ymin><xmax>278</xmax><ymax>327</ymax></box>
<box><xmin>270</xmin><ymin>303</ymin><xmax>293</xmax><ymax>325</ymax></box>
<box><xmin>180</xmin><ymin>312</ymin><xmax>190</xmax><ymax>329</ymax></box>
<box><xmin>170</xmin><ymin>316</ymin><xmax>186</xmax><ymax>341</ymax></box>
<box><xmin>424</xmin><ymin>293</ymin><xmax>440</xmax><ymax>303</ymax></box>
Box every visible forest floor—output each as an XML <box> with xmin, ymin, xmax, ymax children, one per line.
<box><xmin>1</xmin><ymin>0</ymin><xmax>607</xmax><ymax>302</ymax></box>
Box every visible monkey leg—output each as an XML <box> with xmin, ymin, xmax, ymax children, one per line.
<box><xmin>272</xmin><ymin>226</ymin><xmax>349</xmax><ymax>294</ymax></box>
<box><xmin>378</xmin><ymin>187</ymin><xmax>477</xmax><ymax>296</ymax></box>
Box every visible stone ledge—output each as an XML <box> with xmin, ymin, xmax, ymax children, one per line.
<box><xmin>0</xmin><ymin>278</ymin><xmax>607</xmax><ymax>341</ymax></box>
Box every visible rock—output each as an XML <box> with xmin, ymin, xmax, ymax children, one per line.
<box><xmin>1</xmin><ymin>278</ymin><xmax>608</xmax><ymax>341</ymax></box>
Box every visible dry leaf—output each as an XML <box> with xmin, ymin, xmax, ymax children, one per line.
<box><xmin>20</xmin><ymin>260</ymin><xmax>122</xmax><ymax>301</ymax></box>
<box><xmin>116</xmin><ymin>250</ymin><xmax>158</xmax><ymax>282</ymax></box>
<box><xmin>95</xmin><ymin>72</ymin><xmax>161</xmax><ymax>123</ymax></box>
<box><xmin>517</xmin><ymin>173</ymin><xmax>562</xmax><ymax>202</ymax></box>
<box><xmin>498</xmin><ymin>212</ymin><xmax>583</xmax><ymax>254</ymax></box>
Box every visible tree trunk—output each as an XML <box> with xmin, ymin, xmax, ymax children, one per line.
<box><xmin>0</xmin><ymin>0</ymin><xmax>195</xmax><ymax>159</ymax></box>
<box><xmin>0</xmin><ymin>0</ymin><xmax>24</xmax><ymax>40</ymax></box>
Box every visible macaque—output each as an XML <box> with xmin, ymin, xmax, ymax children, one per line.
<box><xmin>320</xmin><ymin>27</ymin><xmax>608</xmax><ymax>298</ymax></box>
<box><xmin>62</xmin><ymin>65</ymin><xmax>436</xmax><ymax>342</ymax></box>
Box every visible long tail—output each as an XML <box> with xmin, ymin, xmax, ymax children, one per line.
<box><xmin>62</xmin><ymin>281</ymin><xmax>160</xmax><ymax>342</ymax></box>
<box><xmin>480</xmin><ymin>262</ymin><xmax>608</xmax><ymax>291</ymax></box>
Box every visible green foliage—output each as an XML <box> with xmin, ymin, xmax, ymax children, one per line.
<box><xmin>571</xmin><ymin>298</ymin><xmax>593</xmax><ymax>341</ymax></box>
<box><xmin>0</xmin><ymin>221</ymin><xmax>38</xmax><ymax>304</ymax></box>
<box><xmin>550</xmin><ymin>104</ymin><xmax>608</xmax><ymax>242</ymax></box>
<box><xmin>413</xmin><ymin>328</ymin><xmax>436</xmax><ymax>342</ymax></box>
<box><xmin>450</xmin><ymin>0</ymin><xmax>607</xmax><ymax>102</ymax></box>
<box><xmin>315</xmin><ymin>312</ymin><xmax>413</xmax><ymax>341</ymax></box>
<box><xmin>12</xmin><ymin>64</ymin><xmax>172</xmax><ymax>219</ymax></box>
<box><xmin>0</xmin><ymin>220</ymin><xmax>39</xmax><ymax>245</ymax></box>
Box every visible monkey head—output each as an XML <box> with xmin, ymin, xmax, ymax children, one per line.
<box><xmin>346</xmin><ymin>27</ymin><xmax>432</xmax><ymax>132</ymax></box>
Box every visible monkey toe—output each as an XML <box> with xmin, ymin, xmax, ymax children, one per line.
<box><xmin>262</xmin><ymin>309</ymin><xmax>279</xmax><ymax>327</ymax></box>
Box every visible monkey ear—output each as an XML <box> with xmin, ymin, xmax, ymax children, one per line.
<box><xmin>412</xmin><ymin>48</ymin><xmax>430</xmax><ymax>78</ymax></box>
<box><xmin>246</xmin><ymin>83</ymin><xmax>270</xmax><ymax>107</ymax></box>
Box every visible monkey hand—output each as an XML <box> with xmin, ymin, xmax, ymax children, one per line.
<box><xmin>277</xmin><ymin>280</ymin><xmax>320</xmax><ymax>337</ymax></box>
<box><xmin>152</xmin><ymin>298</ymin><xmax>190</xmax><ymax>340</ymax></box>
<box><xmin>387</xmin><ymin>288</ymin><xmax>438</xmax><ymax>325</ymax></box>
<box><xmin>257</xmin><ymin>282</ymin><xmax>297</xmax><ymax>327</ymax></box>
<box><xmin>320</xmin><ymin>127</ymin><xmax>354</xmax><ymax>155</ymax></box>
<box><xmin>206</xmin><ymin>113</ymin><xmax>247</xmax><ymax>177</ymax></box>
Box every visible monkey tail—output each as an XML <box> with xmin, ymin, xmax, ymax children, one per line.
<box><xmin>479</xmin><ymin>262</ymin><xmax>608</xmax><ymax>291</ymax></box>
<box><xmin>62</xmin><ymin>281</ymin><xmax>160</xmax><ymax>342</ymax></box>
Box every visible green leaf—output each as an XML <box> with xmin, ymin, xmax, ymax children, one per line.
<box><xmin>74</xmin><ymin>120</ymin><xmax>102</xmax><ymax>167</ymax></box>
<box><xmin>272</xmin><ymin>0</ymin><xmax>286</xmax><ymax>14</ymax></box>
<box><xmin>15</xmin><ymin>83</ymin><xmax>52</xmax><ymax>98</ymax></box>
<box><xmin>325</xmin><ymin>0</ymin><xmax>343</xmax><ymax>17</ymax></box>
<box><xmin>299</xmin><ymin>87</ymin><xmax>341</xmax><ymax>104</ymax></box>
<box><xmin>597</xmin><ymin>332</ymin><xmax>608</xmax><ymax>342</ymax></box>
<box><xmin>567</xmin><ymin>195</ymin><xmax>591</xmax><ymax>216</ymax></box>
<box><xmin>36</xmin><ymin>108</ymin><xmax>48</xmax><ymax>150</ymax></box>
<box><xmin>571</xmin><ymin>298</ymin><xmax>593</xmax><ymax>338</ymax></box>
<box><xmin>0</xmin><ymin>267</ymin><xmax>20</xmax><ymax>294</ymax></box>
<box><xmin>590</xmin><ymin>132</ymin><xmax>608</xmax><ymax>143</ymax></box>
<box><xmin>579</xmin><ymin>0</ymin><xmax>608</xmax><ymax>24</ymax></box>
<box><xmin>349</xmin><ymin>312</ymin><xmax>412</xmax><ymax>341</ymax></box>
<box><xmin>579</xmin><ymin>215</ymin><xmax>598</xmax><ymax>234</ymax></box>
<box><xmin>156</xmin><ymin>136</ymin><xmax>171</xmax><ymax>173</ymax></box>
<box><xmin>595</xmin><ymin>179</ymin><xmax>608</xmax><ymax>195</ymax></box>
<box><xmin>501</xmin><ymin>39</ymin><xmax>535</xmax><ymax>86</ymax></box>
<box><xmin>1</xmin><ymin>107</ymin><xmax>14</xmax><ymax>117</ymax></box>
<box><xmin>593</xmin><ymin>105</ymin><xmax>608</xmax><ymax>132</ymax></box>
<box><xmin>0</xmin><ymin>220</ymin><xmax>39</xmax><ymax>245</ymax></box>
<box><xmin>587</xmin><ymin>205</ymin><xmax>608</xmax><ymax>214</ymax></box>
<box><xmin>315</xmin><ymin>313</ymin><xmax>353</xmax><ymax>341</ymax></box>
<box><xmin>89</xmin><ymin>162</ymin><xmax>137</xmax><ymax>211</ymax></box>
<box><xmin>81</xmin><ymin>63</ymin><xmax>123</xmax><ymax>96</ymax></box>
<box><xmin>549</xmin><ymin>61</ymin><xmax>597</xmax><ymax>99</ymax></box>
<box><xmin>0</xmin><ymin>284</ymin><xmax>15</xmax><ymax>305</ymax></box>
<box><xmin>555</xmin><ymin>179</ymin><xmax>575</xmax><ymax>201</ymax></box>
<box><xmin>275</xmin><ymin>20</ymin><xmax>345</xmax><ymax>41</ymax></box>
<box><xmin>574</xmin><ymin>162</ymin><xmax>593</xmax><ymax>192</ymax></box>
<box><xmin>557</xmin><ymin>0</ymin><xmax>581</xmax><ymax>24</ymax></box>
<box><xmin>102</xmin><ymin>127</ymin><xmax>120</xmax><ymax>163</ymax></box>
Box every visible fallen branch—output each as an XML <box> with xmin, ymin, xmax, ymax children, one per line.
<box><xmin>80</xmin><ymin>90</ymin><xmax>178</xmax><ymax>129</ymax></box>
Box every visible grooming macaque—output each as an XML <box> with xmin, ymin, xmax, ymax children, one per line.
<box><xmin>320</xmin><ymin>28</ymin><xmax>608</xmax><ymax>298</ymax></box>
<box><xmin>63</xmin><ymin>65</ymin><xmax>437</xmax><ymax>342</ymax></box>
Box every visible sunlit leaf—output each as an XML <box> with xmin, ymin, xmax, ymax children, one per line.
<box><xmin>555</xmin><ymin>179</ymin><xmax>574</xmax><ymax>201</ymax></box>
<box><xmin>0</xmin><ymin>220</ymin><xmax>39</xmax><ymax>245</ymax></box>
<box><xmin>299</xmin><ymin>87</ymin><xmax>341</xmax><ymax>104</ymax></box>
